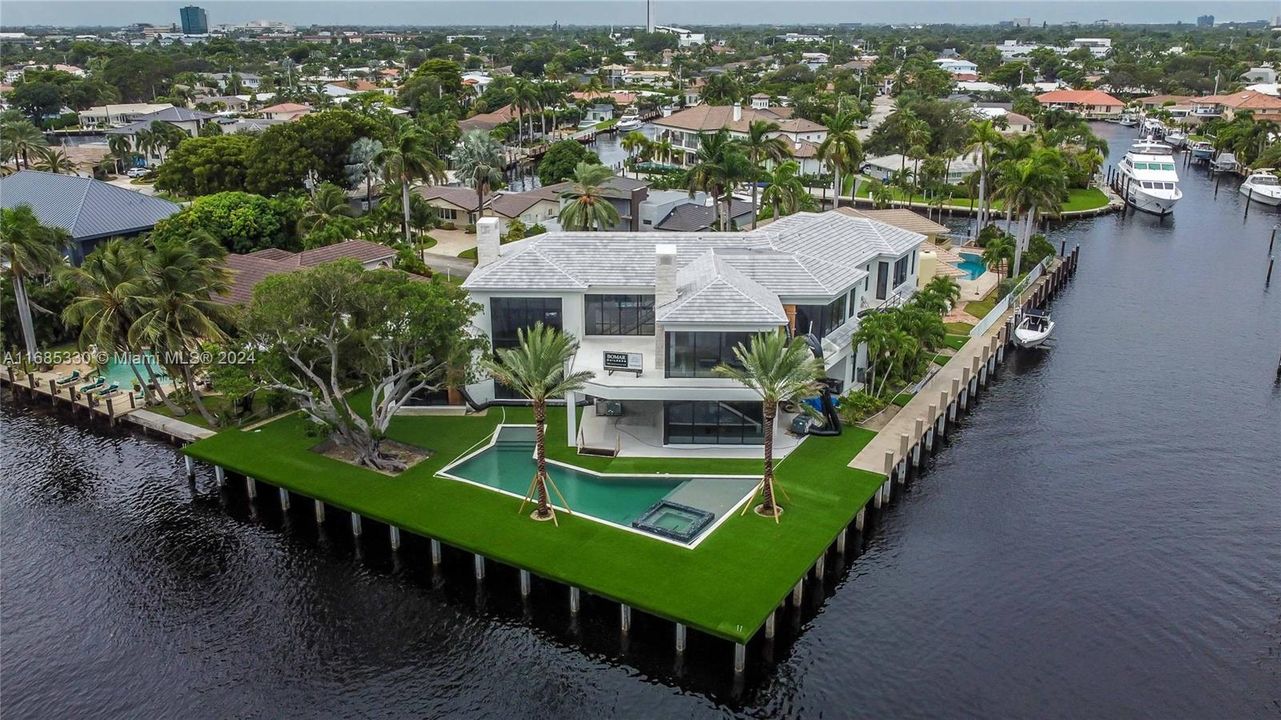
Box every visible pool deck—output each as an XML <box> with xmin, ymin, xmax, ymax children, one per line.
<box><xmin>182</xmin><ymin>405</ymin><xmax>884</xmax><ymax>644</ymax></box>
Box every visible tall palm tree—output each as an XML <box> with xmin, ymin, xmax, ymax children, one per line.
<box><xmin>620</xmin><ymin>130</ymin><xmax>651</xmax><ymax>174</ymax></box>
<box><xmin>981</xmin><ymin>233</ymin><xmax>1015</xmax><ymax>279</ymax></box>
<box><xmin>107</xmin><ymin>134</ymin><xmax>133</xmax><ymax>175</ymax></box>
<box><xmin>297</xmin><ymin>183</ymin><xmax>355</xmax><ymax>237</ymax></box>
<box><xmin>818</xmin><ymin>111</ymin><xmax>864</xmax><ymax>209</ymax></box>
<box><xmin>129</xmin><ymin>238</ymin><xmax>230</xmax><ymax>426</ymax></box>
<box><xmin>133</xmin><ymin>127</ymin><xmax>158</xmax><ymax>166</ymax></box>
<box><xmin>760</xmin><ymin>160</ymin><xmax>807</xmax><ymax>220</ymax></box>
<box><xmin>739</xmin><ymin>119</ymin><xmax>792</xmax><ymax>228</ymax></box>
<box><xmin>61</xmin><ymin>239</ymin><xmax>157</xmax><ymax>401</ymax></box>
<box><xmin>558</xmin><ymin>162</ymin><xmax>620</xmax><ymax>231</ymax></box>
<box><xmin>994</xmin><ymin>146</ymin><xmax>1066</xmax><ymax>276</ymax></box>
<box><xmin>965</xmin><ymin>119</ymin><xmax>1002</xmax><ymax>237</ymax></box>
<box><xmin>1</xmin><ymin>118</ymin><xmax>47</xmax><ymax>169</ymax></box>
<box><xmin>345</xmin><ymin>137</ymin><xmax>384</xmax><ymax>209</ymax></box>
<box><xmin>0</xmin><ymin>205</ymin><xmax>68</xmax><ymax>361</ymax></box>
<box><xmin>713</xmin><ymin>330</ymin><xmax>823</xmax><ymax>521</ymax></box>
<box><xmin>651</xmin><ymin>137</ymin><xmax>674</xmax><ymax>164</ymax></box>
<box><xmin>509</xmin><ymin>78</ymin><xmax>540</xmax><ymax>144</ymax></box>
<box><xmin>376</xmin><ymin>118</ymin><xmax>446</xmax><ymax>243</ymax></box>
<box><xmin>852</xmin><ymin>312</ymin><xmax>916</xmax><ymax>399</ymax></box>
<box><xmin>33</xmin><ymin>146</ymin><xmax>76</xmax><ymax>175</ymax></box>
<box><xmin>451</xmin><ymin>129</ymin><xmax>505</xmax><ymax>218</ymax></box>
<box><xmin>686</xmin><ymin>128</ymin><xmax>735</xmax><ymax>231</ymax></box>
<box><xmin>481</xmin><ymin>322</ymin><xmax>594</xmax><ymax>522</ymax></box>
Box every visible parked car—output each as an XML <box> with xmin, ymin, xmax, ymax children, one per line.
<box><xmin>126</xmin><ymin>167</ymin><xmax>149</xmax><ymax>178</ymax></box>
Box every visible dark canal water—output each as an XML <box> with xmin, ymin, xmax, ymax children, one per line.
<box><xmin>3</xmin><ymin>124</ymin><xmax>1279</xmax><ymax>718</ymax></box>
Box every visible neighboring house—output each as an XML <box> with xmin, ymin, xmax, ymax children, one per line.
<box><xmin>570</xmin><ymin>90</ymin><xmax>637</xmax><ymax>106</ymax></box>
<box><xmin>801</xmin><ymin>52</ymin><xmax>830</xmax><ymax>71</ymax></box>
<box><xmin>194</xmin><ymin>94</ymin><xmax>250</xmax><ymax>112</ymax></box>
<box><xmin>653</xmin><ymin>103</ymin><xmax>827</xmax><ymax>168</ymax></box>
<box><xmin>1240</xmin><ymin>66</ymin><xmax>1277</xmax><ymax>84</ymax></box>
<box><xmin>1134</xmin><ymin>94</ymin><xmax>1195</xmax><ymax>117</ymax></box>
<box><xmin>0</xmin><ymin>170</ymin><xmax>180</xmax><ymax>264</ymax></box>
<box><xmin>208</xmin><ymin>72</ymin><xmax>262</xmax><ymax>90</ymax></box>
<box><xmin>258</xmin><ymin>102</ymin><xmax>311</xmax><ymax>121</ymax></box>
<box><xmin>77</xmin><ymin>103</ymin><xmax>174</xmax><ymax>128</ymax></box>
<box><xmin>863</xmin><ymin>154</ymin><xmax>979</xmax><ymax>185</ymax></box>
<box><xmin>835</xmin><ymin>207</ymin><xmax>951</xmax><ymax>244</ymax></box>
<box><xmin>488</xmin><ymin>191</ymin><xmax>560</xmax><ymax>235</ymax></box>
<box><xmin>459</xmin><ymin>103</ymin><xmax>516</xmax><ymax>133</ymax></box>
<box><xmin>322</xmin><ymin>79</ymin><xmax>393</xmax><ymax>97</ymax></box>
<box><xmin>105</xmin><ymin>106</ymin><xmax>218</xmax><ymax>165</ymax></box>
<box><xmin>417</xmin><ymin>186</ymin><xmax>488</xmax><ymax>226</ymax></box>
<box><xmin>216</xmin><ymin>240</ymin><xmax>398</xmax><ymax>305</ymax></box>
<box><xmin>488</xmin><ymin>175</ymin><xmax>650</xmax><ymax>232</ymax></box>
<box><xmin>973</xmin><ymin>106</ymin><xmax>1036</xmax><ymax>133</ymax></box>
<box><xmin>654</xmin><ymin>25</ymin><xmax>705</xmax><ymax>47</ymax></box>
<box><xmin>1034</xmin><ymin>89</ymin><xmax>1124</xmax><ymax>119</ymax></box>
<box><xmin>461</xmin><ymin>210</ymin><xmax>925</xmax><ymax>447</ymax></box>
<box><xmin>654</xmin><ymin>199</ymin><xmax>755</xmax><ymax>232</ymax></box>
<box><xmin>215</xmin><ymin>117</ymin><xmax>286</xmax><ymax>134</ymax></box>
<box><xmin>1069</xmin><ymin>38</ymin><xmax>1112</xmax><ymax>57</ymax></box>
<box><xmin>1189</xmin><ymin>91</ymin><xmax>1281</xmax><ymax>123</ymax></box>
<box><xmin>934</xmin><ymin>58</ymin><xmax>978</xmax><ymax>76</ymax></box>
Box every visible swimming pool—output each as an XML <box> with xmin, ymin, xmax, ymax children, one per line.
<box><xmin>100</xmin><ymin>354</ymin><xmax>168</xmax><ymax>388</ymax></box>
<box><xmin>440</xmin><ymin>427</ymin><xmax>758</xmax><ymax>545</ymax></box>
<box><xmin>954</xmin><ymin>252</ymin><xmax>989</xmax><ymax>280</ymax></box>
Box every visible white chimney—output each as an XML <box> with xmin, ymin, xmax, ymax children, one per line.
<box><xmin>654</xmin><ymin>244</ymin><xmax>678</xmax><ymax>369</ymax></box>
<box><xmin>732</xmin><ymin>102</ymin><xmax>742</xmax><ymax>122</ymax></box>
<box><xmin>476</xmin><ymin>217</ymin><xmax>500</xmax><ymax>267</ymax></box>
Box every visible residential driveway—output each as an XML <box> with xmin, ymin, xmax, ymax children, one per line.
<box><xmin>858</xmin><ymin>94</ymin><xmax>895</xmax><ymax>141</ymax></box>
<box><xmin>421</xmin><ymin>254</ymin><xmax>474</xmax><ymax>280</ymax></box>
<box><xmin>423</xmin><ymin>228</ymin><xmax>475</xmax><ymax>258</ymax></box>
<box><xmin>104</xmin><ymin>177</ymin><xmax>158</xmax><ymax>196</ymax></box>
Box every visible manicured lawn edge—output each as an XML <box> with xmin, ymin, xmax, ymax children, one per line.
<box><xmin>184</xmin><ymin>405</ymin><xmax>883</xmax><ymax>643</ymax></box>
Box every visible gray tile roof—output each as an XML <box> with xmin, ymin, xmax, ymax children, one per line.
<box><xmin>658</xmin><ymin>251</ymin><xmax>787</xmax><ymax>325</ymax></box>
<box><xmin>0</xmin><ymin>170</ymin><xmax>179</xmax><ymax>240</ymax></box>
<box><xmin>655</xmin><ymin>200</ymin><xmax>754</xmax><ymax>232</ymax></box>
<box><xmin>104</xmin><ymin>106</ymin><xmax>217</xmax><ymax>135</ymax></box>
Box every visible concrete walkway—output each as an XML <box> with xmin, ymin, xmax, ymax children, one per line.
<box><xmin>423</xmin><ymin>228</ymin><xmax>475</xmax><ymax>258</ymax></box>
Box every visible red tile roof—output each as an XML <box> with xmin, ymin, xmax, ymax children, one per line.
<box><xmin>217</xmin><ymin>240</ymin><xmax>397</xmax><ymax>305</ymax></box>
<box><xmin>1035</xmin><ymin>89</ymin><xmax>1123</xmax><ymax>107</ymax></box>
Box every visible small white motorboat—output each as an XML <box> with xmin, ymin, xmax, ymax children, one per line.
<box><xmin>1210</xmin><ymin>152</ymin><xmax>1239</xmax><ymax>173</ymax></box>
<box><xmin>1118</xmin><ymin>114</ymin><xmax>1139</xmax><ymax>127</ymax></box>
<box><xmin>1013</xmin><ymin>308</ymin><xmax>1054</xmax><ymax>349</ymax></box>
<box><xmin>1190</xmin><ymin>141</ymin><xmax>1215</xmax><ymax>161</ymax></box>
<box><xmin>1240</xmin><ymin>169</ymin><xmax>1281</xmax><ymax>206</ymax></box>
<box><xmin>1164</xmin><ymin>130</ymin><xmax>1187</xmax><ymax>148</ymax></box>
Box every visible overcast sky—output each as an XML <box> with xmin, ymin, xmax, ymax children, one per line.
<box><xmin>2</xmin><ymin>1</ymin><xmax>1277</xmax><ymax>28</ymax></box>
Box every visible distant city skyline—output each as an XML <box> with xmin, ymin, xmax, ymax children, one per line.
<box><xmin>2</xmin><ymin>0</ymin><xmax>1278</xmax><ymax>29</ymax></box>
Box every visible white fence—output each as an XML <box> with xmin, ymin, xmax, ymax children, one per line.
<box><xmin>969</xmin><ymin>258</ymin><xmax>1048</xmax><ymax>338</ymax></box>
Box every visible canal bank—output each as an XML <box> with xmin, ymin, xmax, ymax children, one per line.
<box><xmin>3</xmin><ymin>121</ymin><xmax>1279</xmax><ymax>717</ymax></box>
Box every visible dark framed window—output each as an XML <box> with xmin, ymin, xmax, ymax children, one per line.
<box><xmin>585</xmin><ymin>294</ymin><xmax>655</xmax><ymax>336</ymax></box>
<box><xmin>893</xmin><ymin>256</ymin><xmax>909</xmax><ymax>288</ymax></box>
<box><xmin>665</xmin><ymin>331</ymin><xmax>752</xmax><ymax>378</ymax></box>
<box><xmin>663</xmin><ymin>400</ymin><xmax>765</xmax><ymax>445</ymax></box>
<box><xmin>491</xmin><ymin>297</ymin><xmax>563</xmax><ymax>399</ymax></box>
<box><xmin>876</xmin><ymin>262</ymin><xmax>889</xmax><ymax>299</ymax></box>
<box><xmin>794</xmin><ymin>294</ymin><xmax>848</xmax><ymax>341</ymax></box>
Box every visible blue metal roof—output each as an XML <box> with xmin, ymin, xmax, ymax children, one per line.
<box><xmin>0</xmin><ymin>170</ymin><xmax>180</xmax><ymax>241</ymax></box>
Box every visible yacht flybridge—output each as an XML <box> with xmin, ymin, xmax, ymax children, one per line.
<box><xmin>1117</xmin><ymin>138</ymin><xmax>1183</xmax><ymax>215</ymax></box>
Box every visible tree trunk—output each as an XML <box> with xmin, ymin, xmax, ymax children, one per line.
<box><xmin>401</xmin><ymin>178</ymin><xmax>412</xmax><ymax>243</ymax></box>
<box><xmin>1014</xmin><ymin>206</ymin><xmax>1033</xmax><ymax>277</ymax></box>
<box><xmin>976</xmin><ymin>155</ymin><xmax>987</xmax><ymax>238</ymax></box>
<box><xmin>12</xmin><ymin>273</ymin><xmax>38</xmax><ymax>363</ymax></box>
<box><xmin>532</xmin><ymin>399</ymin><xmax>552</xmax><ymax>518</ymax></box>
<box><xmin>760</xmin><ymin>402</ymin><xmax>778</xmax><ymax>518</ymax></box>
<box><xmin>146</xmin><ymin>362</ymin><xmax>186</xmax><ymax>415</ymax></box>
<box><xmin>181</xmin><ymin>363</ymin><xmax>219</xmax><ymax>428</ymax></box>
<box><xmin>832</xmin><ymin>169</ymin><xmax>841</xmax><ymax>209</ymax></box>
<box><xmin>126</xmin><ymin>356</ymin><xmax>157</xmax><ymax>404</ymax></box>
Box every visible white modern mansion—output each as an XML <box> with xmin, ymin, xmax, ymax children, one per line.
<box><xmin>462</xmin><ymin>211</ymin><xmax>924</xmax><ymax>454</ymax></box>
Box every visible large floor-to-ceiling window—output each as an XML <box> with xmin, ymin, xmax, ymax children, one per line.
<box><xmin>794</xmin><ymin>295</ymin><xmax>848</xmax><ymax>341</ymax></box>
<box><xmin>663</xmin><ymin>400</ymin><xmax>765</xmax><ymax>445</ymax></box>
<box><xmin>490</xmin><ymin>297</ymin><xmax>563</xmax><ymax>398</ymax></box>
<box><xmin>665</xmin><ymin>331</ymin><xmax>753</xmax><ymax>378</ymax></box>
<box><xmin>584</xmin><ymin>294</ymin><xmax>654</xmax><ymax>335</ymax></box>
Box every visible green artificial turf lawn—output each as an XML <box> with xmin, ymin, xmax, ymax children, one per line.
<box><xmin>851</xmin><ymin>177</ymin><xmax>1110</xmax><ymax>213</ymax></box>
<box><xmin>944</xmin><ymin>321</ymin><xmax>975</xmax><ymax>335</ymax></box>
<box><xmin>943</xmin><ymin>334</ymin><xmax>969</xmax><ymax>350</ymax></box>
<box><xmin>185</xmin><ymin>404</ymin><xmax>883</xmax><ymax>643</ymax></box>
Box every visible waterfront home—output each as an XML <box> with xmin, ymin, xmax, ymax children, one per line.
<box><xmin>1134</xmin><ymin>94</ymin><xmax>1195</xmax><ymax>118</ymax></box>
<box><xmin>215</xmin><ymin>240</ymin><xmax>398</xmax><ymax>305</ymax></box>
<box><xmin>258</xmin><ymin>102</ymin><xmax>311</xmax><ymax>121</ymax></box>
<box><xmin>1034</xmin><ymin>89</ymin><xmax>1124</xmax><ymax>119</ymax></box>
<box><xmin>461</xmin><ymin>210</ymin><xmax>924</xmax><ymax>452</ymax></box>
<box><xmin>1189</xmin><ymin>91</ymin><xmax>1281</xmax><ymax>123</ymax></box>
<box><xmin>0</xmin><ymin>170</ymin><xmax>179</xmax><ymax>264</ymax></box>
<box><xmin>835</xmin><ymin>207</ymin><xmax>950</xmax><ymax>244</ymax></box>
<box><xmin>862</xmin><ymin>153</ymin><xmax>980</xmax><ymax>185</ymax></box>
<box><xmin>76</xmin><ymin>102</ymin><xmax>174</xmax><ymax>128</ymax></box>
<box><xmin>653</xmin><ymin>103</ymin><xmax>827</xmax><ymax>168</ymax></box>
<box><xmin>458</xmin><ymin>104</ymin><xmax>516</xmax><ymax>134</ymax></box>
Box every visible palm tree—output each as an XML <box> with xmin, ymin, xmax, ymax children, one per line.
<box><xmin>558</xmin><ymin>162</ymin><xmax>620</xmax><ymax>231</ymax></box>
<box><xmin>61</xmin><ymin>239</ymin><xmax>157</xmax><ymax>401</ymax></box>
<box><xmin>915</xmin><ymin>275</ymin><xmax>961</xmax><ymax>315</ymax></box>
<box><xmin>994</xmin><ymin>147</ymin><xmax>1066</xmax><ymax>276</ymax></box>
<box><xmin>133</xmin><ymin>128</ymin><xmax>158</xmax><ymax>166</ymax></box>
<box><xmin>867</xmin><ymin>179</ymin><xmax>893</xmax><ymax>208</ymax></box>
<box><xmin>129</xmin><ymin>238</ymin><xmax>231</xmax><ymax>426</ymax></box>
<box><xmin>451</xmin><ymin>129</ymin><xmax>505</xmax><ymax>218</ymax></box>
<box><xmin>687</xmin><ymin>129</ymin><xmax>735</xmax><ymax>231</ymax></box>
<box><xmin>0</xmin><ymin>205</ymin><xmax>68</xmax><ymax>361</ymax></box>
<box><xmin>760</xmin><ymin>160</ymin><xmax>807</xmax><ymax>220</ymax></box>
<box><xmin>376</xmin><ymin>118</ymin><xmax>446</xmax><ymax>243</ymax></box>
<box><xmin>1</xmin><ymin>118</ymin><xmax>47</xmax><ymax>169</ymax></box>
<box><xmin>509</xmin><ymin>78</ymin><xmax>540</xmax><ymax>144</ymax></box>
<box><xmin>965</xmin><ymin>119</ymin><xmax>1002</xmax><ymax>237</ymax></box>
<box><xmin>297</xmin><ymin>183</ymin><xmax>355</xmax><ymax>237</ymax></box>
<box><xmin>651</xmin><ymin>137</ymin><xmax>674</xmax><ymax>165</ymax></box>
<box><xmin>107</xmin><ymin>134</ymin><xmax>133</xmax><ymax>175</ymax></box>
<box><xmin>713</xmin><ymin>330</ymin><xmax>823</xmax><ymax>521</ymax></box>
<box><xmin>818</xmin><ymin>111</ymin><xmax>864</xmax><ymax>209</ymax></box>
<box><xmin>481</xmin><ymin>322</ymin><xmax>594</xmax><ymax>522</ymax></box>
<box><xmin>33</xmin><ymin>146</ymin><xmax>76</xmax><ymax>175</ymax></box>
<box><xmin>739</xmin><ymin>119</ymin><xmax>792</xmax><ymax>228</ymax></box>
<box><xmin>852</xmin><ymin>312</ymin><xmax>916</xmax><ymax>399</ymax></box>
<box><xmin>620</xmin><ymin>130</ymin><xmax>651</xmax><ymax>174</ymax></box>
<box><xmin>344</xmin><ymin>137</ymin><xmax>384</xmax><ymax>209</ymax></box>
<box><xmin>981</xmin><ymin>233</ymin><xmax>1015</xmax><ymax>279</ymax></box>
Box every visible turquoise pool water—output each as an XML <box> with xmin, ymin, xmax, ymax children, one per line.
<box><xmin>100</xmin><ymin>355</ymin><xmax>168</xmax><ymax>388</ymax></box>
<box><xmin>442</xmin><ymin>429</ymin><xmax>757</xmax><ymax>540</ymax></box>
<box><xmin>955</xmin><ymin>252</ymin><xmax>988</xmax><ymax>280</ymax></box>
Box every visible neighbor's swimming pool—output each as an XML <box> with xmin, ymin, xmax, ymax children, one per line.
<box><xmin>100</xmin><ymin>354</ymin><xmax>168</xmax><ymax>388</ymax></box>
<box><xmin>440</xmin><ymin>427</ymin><xmax>758</xmax><ymax>544</ymax></box>
<box><xmin>954</xmin><ymin>252</ymin><xmax>988</xmax><ymax>280</ymax></box>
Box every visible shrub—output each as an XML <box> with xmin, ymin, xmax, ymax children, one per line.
<box><xmin>836</xmin><ymin>390</ymin><xmax>888</xmax><ymax>425</ymax></box>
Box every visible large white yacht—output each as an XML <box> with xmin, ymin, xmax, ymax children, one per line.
<box><xmin>1117</xmin><ymin>138</ymin><xmax>1183</xmax><ymax>215</ymax></box>
<box><xmin>1240</xmin><ymin>169</ymin><xmax>1281</xmax><ymax>206</ymax></box>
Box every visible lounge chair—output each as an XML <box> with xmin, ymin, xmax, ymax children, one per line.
<box><xmin>55</xmin><ymin>370</ymin><xmax>81</xmax><ymax>386</ymax></box>
<box><xmin>92</xmin><ymin>383</ymin><xmax>120</xmax><ymax>398</ymax></box>
<box><xmin>78</xmin><ymin>378</ymin><xmax>105</xmax><ymax>393</ymax></box>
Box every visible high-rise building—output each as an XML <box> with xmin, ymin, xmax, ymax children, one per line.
<box><xmin>645</xmin><ymin>0</ymin><xmax>654</xmax><ymax>33</ymax></box>
<box><xmin>1197</xmin><ymin>14</ymin><xmax>1214</xmax><ymax>27</ymax></box>
<box><xmin>180</xmin><ymin>5</ymin><xmax>208</xmax><ymax>34</ymax></box>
